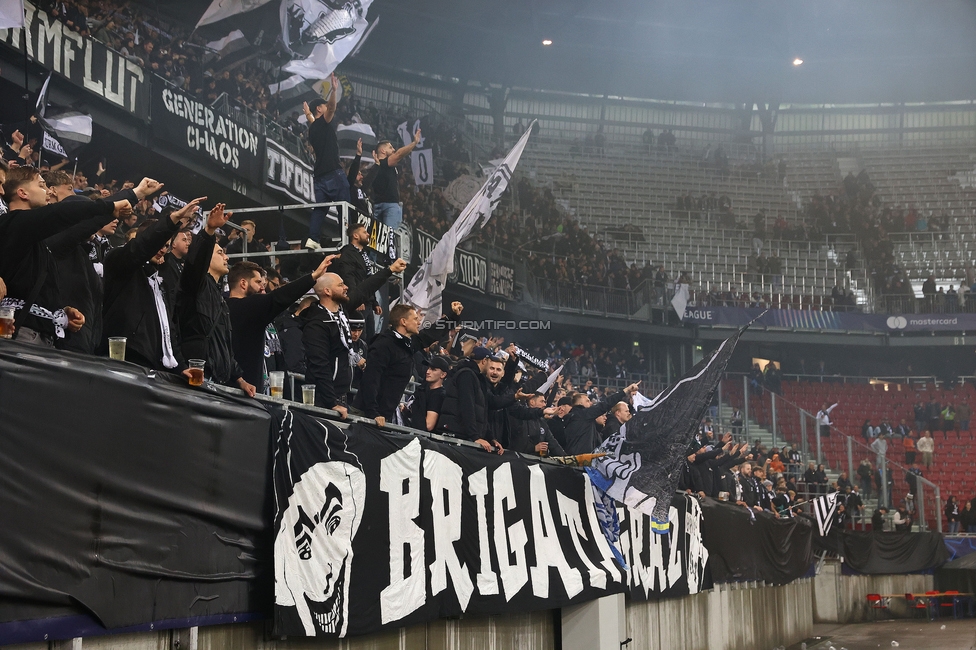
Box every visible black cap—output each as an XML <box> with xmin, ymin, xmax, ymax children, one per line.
<box><xmin>557</xmin><ymin>396</ymin><xmax>574</xmax><ymax>407</ymax></box>
<box><xmin>428</xmin><ymin>356</ymin><xmax>450</xmax><ymax>372</ymax></box>
<box><xmin>348</xmin><ymin>318</ymin><xmax>365</xmax><ymax>330</ymax></box>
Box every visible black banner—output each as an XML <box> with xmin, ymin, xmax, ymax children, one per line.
<box><xmin>817</xmin><ymin>529</ymin><xmax>950</xmax><ymax>575</ymax></box>
<box><xmin>151</xmin><ymin>85</ymin><xmax>264</xmax><ymax>183</ymax></box>
<box><xmin>356</xmin><ymin>213</ymin><xmax>396</xmax><ymax>260</ymax></box>
<box><xmin>451</xmin><ymin>250</ymin><xmax>487</xmax><ymax>293</ymax></box>
<box><xmin>700</xmin><ymin>498</ymin><xmax>815</xmax><ymax>585</ymax></box>
<box><xmin>0</xmin><ymin>3</ymin><xmax>149</xmax><ymax>119</ymax></box>
<box><xmin>265</xmin><ymin>138</ymin><xmax>314</xmax><ymax>203</ymax></box>
<box><xmin>0</xmin><ymin>340</ymin><xmax>273</xmax><ymax>641</ymax></box>
<box><xmin>271</xmin><ymin>410</ymin><xmax>710</xmax><ymax>638</ymax></box>
<box><xmin>488</xmin><ymin>261</ymin><xmax>516</xmax><ymax>299</ymax></box>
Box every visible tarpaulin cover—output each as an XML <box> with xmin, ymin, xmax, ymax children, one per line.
<box><xmin>817</xmin><ymin>530</ymin><xmax>950</xmax><ymax>574</ymax></box>
<box><xmin>935</xmin><ymin>550</ymin><xmax>976</xmax><ymax>594</ymax></box>
<box><xmin>0</xmin><ymin>341</ymin><xmax>275</xmax><ymax>633</ymax></box>
<box><xmin>700</xmin><ymin>498</ymin><xmax>816</xmax><ymax>585</ymax></box>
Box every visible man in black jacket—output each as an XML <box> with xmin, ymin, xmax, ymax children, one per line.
<box><xmin>438</xmin><ymin>347</ymin><xmax>527</xmax><ymax>453</ymax></box>
<box><xmin>508</xmin><ymin>391</ymin><xmax>564</xmax><ymax>457</ymax></box>
<box><xmin>227</xmin><ymin>255</ymin><xmax>335</xmax><ymax>391</ymax></box>
<box><xmin>302</xmin><ymin>259</ymin><xmax>406</xmax><ymax>417</ymax></box>
<box><xmin>737</xmin><ymin>462</ymin><xmax>762</xmax><ymax>510</ymax></box>
<box><xmin>45</xmin><ymin>173</ymin><xmax>164</xmax><ymax>354</ymax></box>
<box><xmin>602</xmin><ymin>401</ymin><xmax>633</xmax><ymax>441</ymax></box>
<box><xmin>352</xmin><ymin>302</ymin><xmax>459</xmax><ymax>425</ymax></box>
<box><xmin>161</xmin><ymin>226</ymin><xmax>192</xmax><ymax>311</ymax></box>
<box><xmin>177</xmin><ymin>203</ymin><xmax>256</xmax><ymax>395</ymax></box>
<box><xmin>274</xmin><ymin>296</ymin><xmax>316</xmax><ymax>377</ymax></box>
<box><xmin>0</xmin><ymin>167</ymin><xmax>130</xmax><ymax>346</ymax></box>
<box><xmin>331</xmin><ymin>220</ymin><xmax>381</xmax><ymax>321</ymax></box>
<box><xmin>101</xmin><ymin>197</ymin><xmax>203</xmax><ymax>370</ymax></box>
<box><xmin>563</xmin><ymin>382</ymin><xmax>639</xmax><ymax>455</ymax></box>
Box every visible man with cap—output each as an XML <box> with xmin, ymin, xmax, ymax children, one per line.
<box><xmin>410</xmin><ymin>355</ymin><xmax>450</xmax><ymax>432</ymax></box>
<box><xmin>508</xmin><ymin>391</ymin><xmax>565</xmax><ymax>457</ymax></box>
<box><xmin>547</xmin><ymin>396</ymin><xmax>575</xmax><ymax>449</ymax></box>
<box><xmin>348</xmin><ymin>317</ymin><xmax>367</xmax><ymax>401</ymax></box>
<box><xmin>438</xmin><ymin>346</ymin><xmax>529</xmax><ymax>453</ymax></box>
<box><xmin>352</xmin><ymin>301</ymin><xmax>462</xmax><ymax>426</ymax></box>
<box><xmin>563</xmin><ymin>382</ymin><xmax>640</xmax><ymax>455</ymax></box>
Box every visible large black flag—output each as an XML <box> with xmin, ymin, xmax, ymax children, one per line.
<box><xmin>588</xmin><ymin>327</ymin><xmax>744</xmax><ymax>532</ymax></box>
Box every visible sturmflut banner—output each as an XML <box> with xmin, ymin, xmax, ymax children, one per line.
<box><xmin>272</xmin><ymin>409</ymin><xmax>710</xmax><ymax>637</ymax></box>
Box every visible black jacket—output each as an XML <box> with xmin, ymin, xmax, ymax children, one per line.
<box><xmin>508</xmin><ymin>414</ymin><xmax>566</xmax><ymax>457</ymax></box>
<box><xmin>0</xmin><ymin>199</ymin><xmax>116</xmax><ymax>339</ymax></box>
<box><xmin>562</xmin><ymin>392</ymin><xmax>625</xmax><ymax>455</ymax></box>
<box><xmin>227</xmin><ymin>274</ymin><xmax>317</xmax><ymax>388</ymax></box>
<box><xmin>739</xmin><ymin>473</ymin><xmax>761</xmax><ymax>507</ymax></box>
<box><xmin>160</xmin><ymin>253</ymin><xmax>185</xmax><ymax>313</ymax></box>
<box><xmin>177</xmin><ymin>231</ymin><xmax>242</xmax><ymax>385</ymax></box>
<box><xmin>274</xmin><ymin>312</ymin><xmax>306</xmax><ymax>374</ymax></box>
<box><xmin>102</xmin><ymin>215</ymin><xmax>184</xmax><ymax>370</ymax></box>
<box><xmin>302</xmin><ymin>268</ymin><xmax>393</xmax><ymax>408</ymax></box>
<box><xmin>438</xmin><ymin>358</ymin><xmax>516</xmax><ymax>441</ymax></box>
<box><xmin>331</xmin><ymin>243</ymin><xmax>377</xmax><ymax>314</ymax></box>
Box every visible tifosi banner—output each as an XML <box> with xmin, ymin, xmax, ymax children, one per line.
<box><xmin>266</xmin><ymin>138</ymin><xmax>314</xmax><ymax>203</ymax></box>
<box><xmin>152</xmin><ymin>85</ymin><xmax>264</xmax><ymax>184</ymax></box>
<box><xmin>0</xmin><ymin>4</ymin><xmax>149</xmax><ymax>119</ymax></box>
<box><xmin>272</xmin><ymin>410</ymin><xmax>710</xmax><ymax>638</ymax></box>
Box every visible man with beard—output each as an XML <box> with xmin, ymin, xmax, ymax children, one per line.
<box><xmin>331</xmin><ymin>220</ymin><xmax>382</xmax><ymax>323</ymax></box>
<box><xmin>302</xmin><ymin>259</ymin><xmax>406</xmax><ymax>416</ymax></box>
<box><xmin>227</xmin><ymin>255</ymin><xmax>336</xmax><ymax>391</ymax></box>
<box><xmin>44</xmin><ymin>172</ymin><xmax>164</xmax><ymax>354</ymax></box>
<box><xmin>0</xmin><ymin>167</ymin><xmax>132</xmax><ymax>346</ymax></box>
<box><xmin>101</xmin><ymin>198</ymin><xmax>205</xmax><ymax>370</ymax></box>
<box><xmin>351</xmin><ymin>302</ymin><xmax>459</xmax><ymax>425</ymax></box>
<box><xmin>177</xmin><ymin>203</ymin><xmax>256</xmax><ymax>396</ymax></box>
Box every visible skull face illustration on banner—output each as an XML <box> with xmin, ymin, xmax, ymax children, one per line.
<box><xmin>275</xmin><ymin>460</ymin><xmax>366</xmax><ymax>636</ymax></box>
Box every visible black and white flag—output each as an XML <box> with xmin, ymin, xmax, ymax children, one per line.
<box><xmin>35</xmin><ymin>73</ymin><xmax>92</xmax><ymax>154</ymax></box>
<box><xmin>397</xmin><ymin>118</ymin><xmax>433</xmax><ymax>186</ymax></box>
<box><xmin>196</xmin><ymin>0</ymin><xmax>375</xmax><ymax>81</ymax></box>
<box><xmin>587</xmin><ymin>327</ymin><xmax>744</xmax><ymax>532</ymax></box>
<box><xmin>402</xmin><ymin>121</ymin><xmax>534</xmax><ymax>323</ymax></box>
<box><xmin>812</xmin><ymin>492</ymin><xmax>838</xmax><ymax>537</ymax></box>
<box><xmin>0</xmin><ymin>0</ymin><xmax>24</xmax><ymax>29</ymax></box>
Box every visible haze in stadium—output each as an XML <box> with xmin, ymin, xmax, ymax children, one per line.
<box><xmin>0</xmin><ymin>1</ymin><xmax>975</xmax><ymax>649</ymax></box>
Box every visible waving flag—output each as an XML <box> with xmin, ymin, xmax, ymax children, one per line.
<box><xmin>0</xmin><ymin>0</ymin><xmax>24</xmax><ymax>29</ymax></box>
<box><xmin>587</xmin><ymin>327</ymin><xmax>744</xmax><ymax>532</ymax></box>
<box><xmin>35</xmin><ymin>73</ymin><xmax>92</xmax><ymax>154</ymax></box>
<box><xmin>812</xmin><ymin>492</ymin><xmax>839</xmax><ymax>537</ymax></box>
<box><xmin>402</xmin><ymin>121</ymin><xmax>535</xmax><ymax>322</ymax></box>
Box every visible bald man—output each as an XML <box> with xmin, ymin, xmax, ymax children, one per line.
<box><xmin>302</xmin><ymin>258</ymin><xmax>406</xmax><ymax>416</ymax></box>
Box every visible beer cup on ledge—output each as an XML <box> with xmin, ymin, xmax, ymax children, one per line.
<box><xmin>0</xmin><ymin>307</ymin><xmax>14</xmax><ymax>339</ymax></box>
<box><xmin>269</xmin><ymin>371</ymin><xmax>285</xmax><ymax>399</ymax></box>
<box><xmin>187</xmin><ymin>359</ymin><xmax>206</xmax><ymax>387</ymax></box>
<box><xmin>108</xmin><ymin>337</ymin><xmax>127</xmax><ymax>361</ymax></box>
<box><xmin>302</xmin><ymin>384</ymin><xmax>316</xmax><ymax>406</ymax></box>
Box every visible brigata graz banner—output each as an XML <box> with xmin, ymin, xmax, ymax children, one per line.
<box><xmin>151</xmin><ymin>85</ymin><xmax>264</xmax><ymax>184</ymax></box>
<box><xmin>0</xmin><ymin>3</ymin><xmax>149</xmax><ymax>119</ymax></box>
<box><xmin>272</xmin><ymin>409</ymin><xmax>710</xmax><ymax>638</ymax></box>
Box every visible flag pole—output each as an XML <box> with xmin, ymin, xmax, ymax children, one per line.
<box><xmin>21</xmin><ymin>5</ymin><xmax>30</xmax><ymax>121</ymax></box>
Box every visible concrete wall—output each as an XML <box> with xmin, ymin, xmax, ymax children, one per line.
<box><xmin>8</xmin><ymin>567</ymin><xmax>936</xmax><ymax>650</ymax></box>
<box><xmin>812</xmin><ymin>560</ymin><xmax>935</xmax><ymax>623</ymax></box>
<box><xmin>625</xmin><ymin>579</ymin><xmax>814</xmax><ymax>650</ymax></box>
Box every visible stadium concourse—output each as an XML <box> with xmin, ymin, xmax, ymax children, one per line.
<box><xmin>3</xmin><ymin>1</ymin><xmax>976</xmax><ymax>649</ymax></box>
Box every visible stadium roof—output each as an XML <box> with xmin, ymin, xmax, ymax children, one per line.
<box><xmin>178</xmin><ymin>0</ymin><xmax>976</xmax><ymax>105</ymax></box>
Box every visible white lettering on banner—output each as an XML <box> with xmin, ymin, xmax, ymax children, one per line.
<box><xmin>666</xmin><ymin>505</ymin><xmax>683</xmax><ymax>587</ymax></box>
<box><xmin>489</xmin><ymin>262</ymin><xmax>515</xmax><ymax>299</ymax></box>
<box><xmin>161</xmin><ymin>88</ymin><xmax>260</xmax><ymax>172</ymax></box>
<box><xmin>378</xmin><ymin>440</ymin><xmax>426</xmax><ymax>624</ymax></box>
<box><xmin>684</xmin><ymin>497</ymin><xmax>708</xmax><ymax>593</ymax></box>
<box><xmin>581</xmin><ymin>473</ymin><xmax>626</xmax><ymax>584</ymax></box>
<box><xmin>493</xmin><ymin>463</ymin><xmax>529</xmax><ymax>601</ymax></box>
<box><xmin>424</xmin><ymin>451</ymin><xmax>474</xmax><ymax>609</ymax></box>
<box><xmin>265</xmin><ymin>141</ymin><xmax>315</xmax><ymax>203</ymax></box>
<box><xmin>467</xmin><ymin>468</ymin><xmax>499</xmax><ymax>595</ymax></box>
<box><xmin>556</xmin><ymin>491</ymin><xmax>606</xmax><ymax>590</ymax></box>
<box><xmin>453</xmin><ymin>252</ymin><xmax>487</xmax><ymax>292</ymax></box>
<box><xmin>528</xmin><ymin>466</ymin><xmax>583</xmax><ymax>599</ymax></box>
<box><xmin>1</xmin><ymin>4</ymin><xmax>148</xmax><ymax>115</ymax></box>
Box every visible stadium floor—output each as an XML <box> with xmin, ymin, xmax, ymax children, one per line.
<box><xmin>800</xmin><ymin>620</ymin><xmax>976</xmax><ymax>650</ymax></box>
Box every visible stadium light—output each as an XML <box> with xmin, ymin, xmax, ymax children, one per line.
<box><xmin>542</xmin><ymin>39</ymin><xmax>553</xmax><ymax>46</ymax></box>
<box><xmin>792</xmin><ymin>58</ymin><xmax>803</xmax><ymax>66</ymax></box>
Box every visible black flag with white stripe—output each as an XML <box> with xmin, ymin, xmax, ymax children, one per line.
<box><xmin>812</xmin><ymin>492</ymin><xmax>838</xmax><ymax>537</ymax></box>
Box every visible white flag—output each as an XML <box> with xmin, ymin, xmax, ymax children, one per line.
<box><xmin>196</xmin><ymin>0</ymin><xmax>275</xmax><ymax>28</ymax></box>
<box><xmin>411</xmin><ymin>149</ymin><xmax>433</xmax><ymax>186</ymax></box>
<box><xmin>402</xmin><ymin>121</ymin><xmax>535</xmax><ymax>322</ymax></box>
<box><xmin>671</xmin><ymin>283</ymin><xmax>689</xmax><ymax>320</ymax></box>
<box><xmin>536</xmin><ymin>364</ymin><xmax>564</xmax><ymax>396</ymax></box>
<box><xmin>0</xmin><ymin>0</ymin><xmax>24</xmax><ymax>29</ymax></box>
